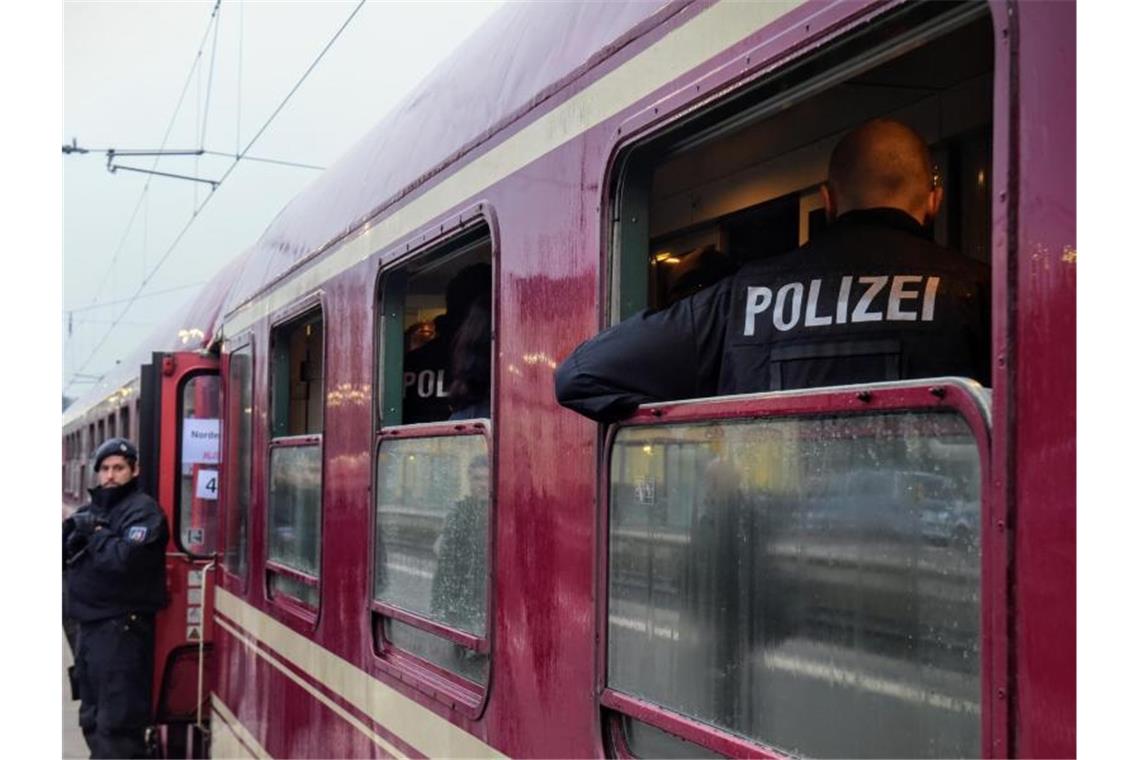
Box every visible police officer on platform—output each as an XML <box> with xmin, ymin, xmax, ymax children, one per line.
<box><xmin>63</xmin><ymin>437</ymin><xmax>169</xmax><ymax>759</ymax></box>
<box><xmin>554</xmin><ymin>118</ymin><xmax>989</xmax><ymax>422</ymax></box>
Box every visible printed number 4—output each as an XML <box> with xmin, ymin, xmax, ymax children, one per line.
<box><xmin>205</xmin><ymin>477</ymin><xmax>217</xmax><ymax>494</ymax></box>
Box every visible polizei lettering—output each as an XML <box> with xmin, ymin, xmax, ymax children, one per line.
<box><xmin>404</xmin><ymin>369</ymin><xmax>448</xmax><ymax>399</ymax></box>
<box><xmin>743</xmin><ymin>275</ymin><xmax>941</xmax><ymax>336</ymax></box>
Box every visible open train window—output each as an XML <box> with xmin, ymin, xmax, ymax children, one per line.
<box><xmin>371</xmin><ymin>224</ymin><xmax>495</xmax><ymax>707</ymax></box>
<box><xmin>610</xmin><ymin>3</ymin><xmax>992</xmax><ymax>322</ymax></box>
<box><xmin>603</xmin><ymin>3</ymin><xmax>995</xmax><ymax>757</ymax></box>
<box><xmin>222</xmin><ymin>340</ymin><xmax>253</xmax><ymax>581</ymax></box>
<box><xmin>266</xmin><ymin>308</ymin><xmax>324</xmax><ymax>613</ymax></box>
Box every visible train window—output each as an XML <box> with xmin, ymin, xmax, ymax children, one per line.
<box><xmin>87</xmin><ymin>423</ymin><xmax>95</xmax><ymax>455</ymax></box>
<box><xmin>267</xmin><ymin>309</ymin><xmax>324</xmax><ymax>610</ymax></box>
<box><xmin>610</xmin><ymin>3</ymin><xmax>993</xmax><ymax>326</ymax></box>
<box><xmin>372</xmin><ymin>433</ymin><xmax>490</xmax><ymax>685</ymax></box>
<box><xmin>97</xmin><ymin>418</ymin><xmax>105</xmax><ymax>447</ymax></box>
<box><xmin>271</xmin><ymin>311</ymin><xmax>324</xmax><ymax>436</ymax></box>
<box><xmin>175</xmin><ymin>373</ymin><xmax>222</xmax><ymax>556</ymax></box>
<box><xmin>603</xmin><ymin>386</ymin><xmax>986</xmax><ymax>758</ymax></box>
<box><xmin>372</xmin><ymin>225</ymin><xmax>494</xmax><ymax>696</ymax></box>
<box><xmin>602</xmin><ymin>6</ymin><xmax>996</xmax><ymax>754</ymax></box>
<box><xmin>107</xmin><ymin>412</ymin><xmax>116</xmax><ymax>439</ymax></box>
<box><xmin>222</xmin><ymin>343</ymin><xmax>253</xmax><ymax>579</ymax></box>
<box><xmin>120</xmin><ymin>406</ymin><xmax>130</xmax><ymax>444</ymax></box>
<box><xmin>378</xmin><ymin>228</ymin><xmax>492</xmax><ymax>427</ymax></box>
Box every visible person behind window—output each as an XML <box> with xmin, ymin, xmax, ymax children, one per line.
<box><xmin>403</xmin><ymin>263</ymin><xmax>492</xmax><ymax>423</ymax></box>
<box><xmin>63</xmin><ymin>437</ymin><xmax>169</xmax><ymax>759</ymax></box>
<box><xmin>431</xmin><ymin>454</ymin><xmax>490</xmax><ymax>633</ymax></box>
<box><xmin>448</xmin><ymin>290</ymin><xmax>492</xmax><ymax>420</ymax></box>
<box><xmin>554</xmin><ymin>118</ymin><xmax>990</xmax><ymax>422</ymax></box>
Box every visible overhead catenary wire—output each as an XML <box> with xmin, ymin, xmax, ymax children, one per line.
<box><xmin>65</xmin><ymin>1</ymin><xmax>365</xmax><ymax>395</ymax></box>
<box><xmin>76</xmin><ymin>1</ymin><xmax>223</xmax><ymax>319</ymax></box>
<box><xmin>201</xmin><ymin>150</ymin><xmax>324</xmax><ymax>171</ymax></box>
<box><xmin>65</xmin><ymin>281</ymin><xmax>207</xmax><ymax>314</ymax></box>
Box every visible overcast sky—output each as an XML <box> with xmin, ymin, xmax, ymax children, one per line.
<box><xmin>63</xmin><ymin>0</ymin><xmax>503</xmax><ymax>400</ymax></box>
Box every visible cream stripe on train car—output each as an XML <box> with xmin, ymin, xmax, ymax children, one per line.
<box><xmin>215</xmin><ymin>589</ymin><xmax>505</xmax><ymax>759</ymax></box>
<box><xmin>223</xmin><ymin>0</ymin><xmax>806</xmax><ymax>337</ymax></box>
<box><xmin>211</xmin><ymin>693</ymin><xmax>270</xmax><ymax>759</ymax></box>
<box><xmin>214</xmin><ymin>616</ymin><xmax>408</xmax><ymax>758</ymax></box>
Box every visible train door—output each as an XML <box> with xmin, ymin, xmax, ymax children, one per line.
<box><xmin>138</xmin><ymin>350</ymin><xmax>220</xmax><ymax>758</ymax></box>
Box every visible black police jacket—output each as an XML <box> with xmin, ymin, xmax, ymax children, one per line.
<box><xmin>64</xmin><ymin>479</ymin><xmax>169</xmax><ymax>622</ymax></box>
<box><xmin>555</xmin><ymin>208</ymin><xmax>989</xmax><ymax>423</ymax></box>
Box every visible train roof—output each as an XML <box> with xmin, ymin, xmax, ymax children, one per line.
<box><xmin>218</xmin><ymin>0</ymin><xmax>674</xmax><ymax>321</ymax></box>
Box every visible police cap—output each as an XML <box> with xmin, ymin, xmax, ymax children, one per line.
<box><xmin>93</xmin><ymin>437</ymin><xmax>139</xmax><ymax>470</ymax></box>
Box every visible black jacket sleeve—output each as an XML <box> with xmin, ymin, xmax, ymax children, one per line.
<box><xmin>86</xmin><ymin>502</ymin><xmax>169</xmax><ymax>579</ymax></box>
<box><xmin>554</xmin><ymin>284</ymin><xmax>728</xmax><ymax>422</ymax></box>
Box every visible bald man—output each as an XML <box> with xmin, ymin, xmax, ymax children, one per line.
<box><xmin>555</xmin><ymin>119</ymin><xmax>989</xmax><ymax>422</ymax></box>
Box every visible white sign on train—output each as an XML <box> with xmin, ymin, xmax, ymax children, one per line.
<box><xmin>195</xmin><ymin>469</ymin><xmax>219</xmax><ymax>500</ymax></box>
<box><xmin>181</xmin><ymin>419</ymin><xmax>220</xmax><ymax>464</ymax></box>
<box><xmin>187</xmin><ymin>569</ymin><xmax>203</xmax><ymax>588</ymax></box>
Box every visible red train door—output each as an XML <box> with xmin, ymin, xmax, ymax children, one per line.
<box><xmin>138</xmin><ymin>350</ymin><xmax>220</xmax><ymax>758</ymax></box>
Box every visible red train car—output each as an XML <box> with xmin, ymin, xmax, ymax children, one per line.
<box><xmin>63</xmin><ymin>1</ymin><xmax>1075</xmax><ymax>757</ymax></box>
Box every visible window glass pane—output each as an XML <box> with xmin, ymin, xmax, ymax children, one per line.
<box><xmin>374</xmin><ymin>435</ymin><xmax>489</xmax><ymax>636</ymax></box>
<box><xmin>269</xmin><ymin>573</ymin><xmax>318</xmax><ymax>608</ymax></box>
<box><xmin>178</xmin><ymin>375</ymin><xmax>222</xmax><ymax>554</ymax></box>
<box><xmin>608</xmin><ymin>412</ymin><xmax>981</xmax><ymax>758</ymax></box>
<box><xmin>268</xmin><ymin>444</ymin><xmax>322</xmax><ymax>579</ymax></box>
<box><xmin>384</xmin><ymin>618</ymin><xmax>489</xmax><ymax>686</ymax></box>
<box><xmin>223</xmin><ymin>348</ymin><xmax>253</xmax><ymax>576</ymax></box>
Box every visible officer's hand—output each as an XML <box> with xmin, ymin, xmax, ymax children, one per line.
<box><xmin>71</xmin><ymin>511</ymin><xmax>101</xmax><ymax>536</ymax></box>
<box><xmin>65</xmin><ymin>529</ymin><xmax>87</xmax><ymax>558</ymax></box>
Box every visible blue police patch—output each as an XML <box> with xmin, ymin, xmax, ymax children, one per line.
<box><xmin>127</xmin><ymin>525</ymin><xmax>148</xmax><ymax>543</ymax></box>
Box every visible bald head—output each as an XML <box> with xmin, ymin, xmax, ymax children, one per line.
<box><xmin>822</xmin><ymin>119</ymin><xmax>940</xmax><ymax>224</ymax></box>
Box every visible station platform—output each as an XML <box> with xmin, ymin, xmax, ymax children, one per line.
<box><xmin>62</xmin><ymin>638</ymin><xmax>86</xmax><ymax>759</ymax></box>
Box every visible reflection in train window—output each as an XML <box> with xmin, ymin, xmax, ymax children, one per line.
<box><xmin>607</xmin><ymin>411</ymin><xmax>982</xmax><ymax>758</ymax></box>
<box><xmin>373</xmin><ymin>433</ymin><xmax>490</xmax><ymax>685</ymax></box>
<box><xmin>223</xmin><ymin>344</ymin><xmax>253</xmax><ymax>579</ymax></box>
<box><xmin>119</xmin><ymin>405</ymin><xmax>130</xmax><ymax>445</ymax></box>
<box><xmin>610</xmin><ymin>5</ymin><xmax>993</xmax><ymax>322</ymax></box>
<box><xmin>176</xmin><ymin>373</ymin><xmax>221</xmax><ymax>556</ymax></box>
<box><xmin>267</xmin><ymin>309</ymin><xmax>324</xmax><ymax>609</ymax></box>
<box><xmin>377</xmin><ymin>227</ymin><xmax>492</xmax><ymax>427</ymax></box>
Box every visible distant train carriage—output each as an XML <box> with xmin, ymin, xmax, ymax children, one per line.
<box><xmin>63</xmin><ymin>1</ymin><xmax>1074</xmax><ymax>757</ymax></box>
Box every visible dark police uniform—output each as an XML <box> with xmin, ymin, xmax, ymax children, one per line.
<box><xmin>64</xmin><ymin>478</ymin><xmax>168</xmax><ymax>759</ymax></box>
<box><xmin>403</xmin><ymin>322</ymin><xmax>454</xmax><ymax>424</ymax></box>
<box><xmin>555</xmin><ymin>208</ymin><xmax>989</xmax><ymax>422</ymax></box>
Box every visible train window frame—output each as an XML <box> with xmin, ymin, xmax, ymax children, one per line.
<box><xmin>265</xmin><ymin>300</ymin><xmax>326</xmax><ymax>624</ymax></box>
<box><xmin>369</xmin><ymin>217</ymin><xmax>498</xmax><ymax>716</ymax></box>
<box><xmin>597</xmin><ymin>379</ymin><xmax>999</xmax><ymax>758</ymax></box>
<box><xmin>172</xmin><ymin>369</ymin><xmax>222</xmax><ymax>558</ymax></box>
<box><xmin>605</xmin><ymin>0</ymin><xmax>993</xmax><ymax>324</ymax></box>
<box><xmin>596</xmin><ymin>2</ymin><xmax>1005</xmax><ymax>755</ymax></box>
<box><xmin>221</xmin><ymin>336</ymin><xmax>254</xmax><ymax>587</ymax></box>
